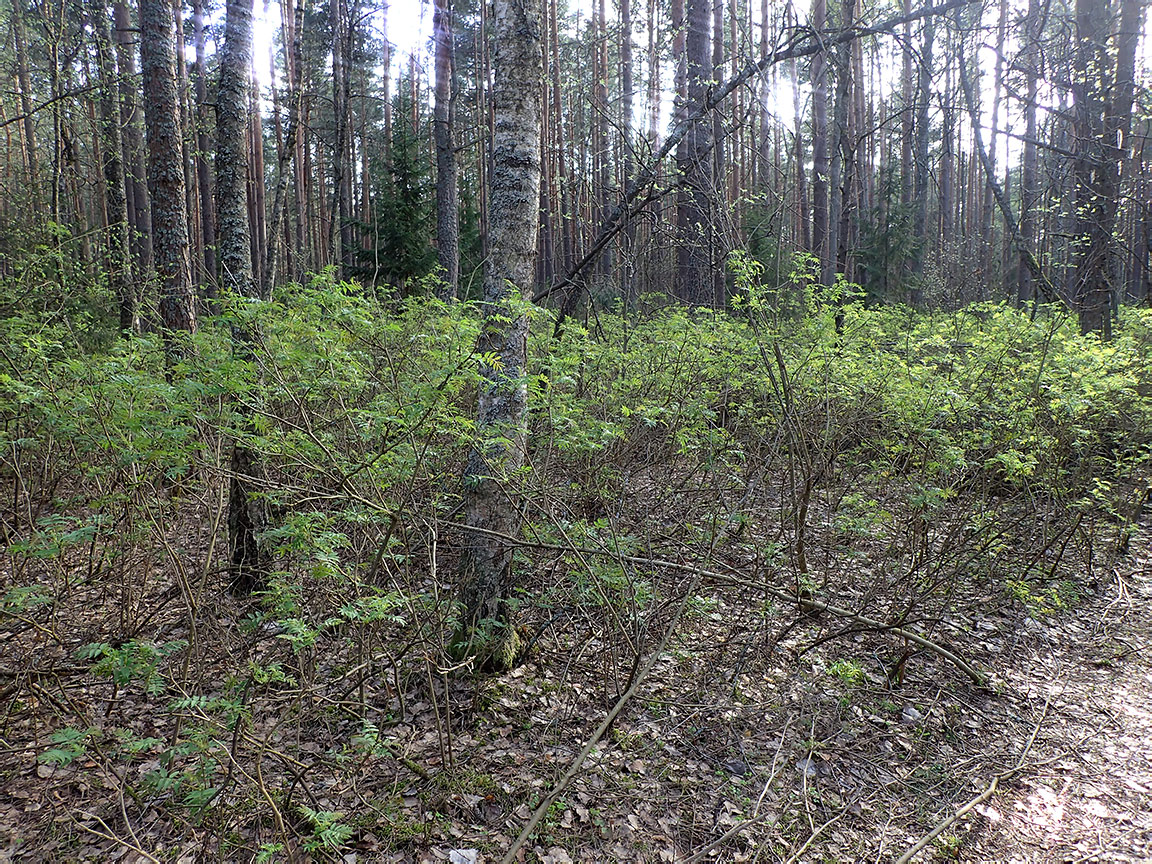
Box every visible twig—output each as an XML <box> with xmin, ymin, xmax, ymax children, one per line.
<box><xmin>895</xmin><ymin>697</ymin><xmax>1051</xmax><ymax>864</ymax></box>
<box><xmin>67</xmin><ymin>807</ymin><xmax>162</xmax><ymax>864</ymax></box>
<box><xmin>446</xmin><ymin>521</ymin><xmax>987</xmax><ymax>685</ymax></box>
<box><xmin>498</xmin><ymin>574</ymin><xmax>702</xmax><ymax>864</ymax></box>
<box><xmin>683</xmin><ymin>721</ymin><xmax>791</xmax><ymax>864</ymax></box>
<box><xmin>784</xmin><ymin>809</ymin><xmax>849</xmax><ymax>864</ymax></box>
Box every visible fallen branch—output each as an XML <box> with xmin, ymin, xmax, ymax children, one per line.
<box><xmin>954</xmin><ymin>6</ymin><xmax>1058</xmax><ymax>303</ymax></box>
<box><xmin>499</xmin><ymin>574</ymin><xmax>701</xmax><ymax>864</ymax></box>
<box><xmin>894</xmin><ymin>696</ymin><xmax>1051</xmax><ymax>864</ymax></box>
<box><xmin>533</xmin><ymin>0</ymin><xmax>982</xmax><ymax>305</ymax></box>
<box><xmin>447</xmin><ymin>521</ymin><xmax>988</xmax><ymax>686</ymax></box>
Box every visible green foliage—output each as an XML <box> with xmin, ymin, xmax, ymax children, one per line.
<box><xmin>78</xmin><ymin>639</ymin><xmax>186</xmax><ymax>695</ymax></box>
<box><xmin>827</xmin><ymin>659</ymin><xmax>867</xmax><ymax>686</ymax></box>
<box><xmin>298</xmin><ymin>806</ymin><xmax>355</xmax><ymax>852</ymax></box>
<box><xmin>357</xmin><ymin>83</ymin><xmax>436</xmax><ymax>287</ymax></box>
<box><xmin>38</xmin><ymin>726</ymin><xmax>98</xmax><ymax>767</ymax></box>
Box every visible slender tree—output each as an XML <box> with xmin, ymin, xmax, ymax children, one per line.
<box><xmin>676</xmin><ymin>0</ymin><xmax>715</xmax><ymax>304</ymax></box>
<box><xmin>216</xmin><ymin>0</ymin><xmax>255</xmax><ymax>299</ymax></box>
<box><xmin>87</xmin><ymin>0</ymin><xmax>134</xmax><ymax>333</ymax></box>
<box><xmin>1070</xmin><ymin>0</ymin><xmax>1143</xmax><ymax>336</ymax></box>
<box><xmin>216</xmin><ymin>0</ymin><xmax>268</xmax><ymax>592</ymax></box>
<box><xmin>114</xmin><ymin>0</ymin><xmax>153</xmax><ymax>276</ymax></box>
<box><xmin>433</xmin><ymin>0</ymin><xmax>459</xmax><ymax>297</ymax></box>
<box><xmin>193</xmin><ymin>0</ymin><xmax>217</xmax><ymax>296</ymax></box>
<box><xmin>457</xmin><ymin>0</ymin><xmax>544</xmax><ymax>669</ymax></box>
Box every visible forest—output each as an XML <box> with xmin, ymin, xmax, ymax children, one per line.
<box><xmin>2</xmin><ymin>0</ymin><xmax>1152</xmax><ymax>859</ymax></box>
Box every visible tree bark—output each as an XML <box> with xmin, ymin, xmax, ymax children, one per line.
<box><xmin>457</xmin><ymin>0</ymin><xmax>543</xmax><ymax>669</ymax></box>
<box><xmin>88</xmin><ymin>0</ymin><xmax>134</xmax><ymax>333</ymax></box>
<box><xmin>140</xmin><ymin>0</ymin><xmax>195</xmax><ymax>343</ymax></box>
<box><xmin>433</xmin><ymin>0</ymin><xmax>460</xmax><ymax>298</ymax></box>
<box><xmin>1070</xmin><ymin>0</ymin><xmax>1142</xmax><ymax>336</ymax></box>
<box><xmin>263</xmin><ymin>0</ymin><xmax>304</xmax><ymax>295</ymax></box>
<box><xmin>330</xmin><ymin>0</ymin><xmax>355</xmax><ymax>275</ymax></box>
<box><xmin>217</xmin><ymin>0</ymin><xmax>267</xmax><ymax>593</ymax></box>
<box><xmin>909</xmin><ymin>15</ymin><xmax>933</xmax><ymax>302</ymax></box>
<box><xmin>114</xmin><ymin>0</ymin><xmax>153</xmax><ymax>277</ymax></box>
<box><xmin>193</xmin><ymin>0</ymin><xmax>217</xmax><ymax>298</ymax></box>
<box><xmin>216</xmin><ymin>0</ymin><xmax>255</xmax><ymax>298</ymax></box>
<box><xmin>11</xmin><ymin>0</ymin><xmax>39</xmax><ymax>198</ymax></box>
<box><xmin>676</xmin><ymin>0</ymin><xmax>715</xmax><ymax>304</ymax></box>
<box><xmin>810</xmin><ymin>0</ymin><xmax>830</xmax><ymax>282</ymax></box>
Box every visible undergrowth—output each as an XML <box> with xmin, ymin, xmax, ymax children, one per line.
<box><xmin>3</xmin><ymin>269</ymin><xmax>1152</xmax><ymax>857</ymax></box>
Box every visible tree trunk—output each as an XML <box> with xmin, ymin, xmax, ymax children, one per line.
<box><xmin>711</xmin><ymin>0</ymin><xmax>726</xmax><ymax>305</ymax></box>
<box><xmin>457</xmin><ymin>0</ymin><xmax>544</xmax><ymax>670</ymax></box>
<box><xmin>909</xmin><ymin>15</ymin><xmax>933</xmax><ymax>302</ymax></box>
<box><xmin>1017</xmin><ymin>0</ymin><xmax>1045</xmax><ymax>304</ymax></box>
<box><xmin>11</xmin><ymin>0</ymin><xmax>39</xmax><ymax>199</ymax></box>
<box><xmin>620</xmin><ymin>0</ymin><xmax>635</xmax><ymax>303</ymax></box>
<box><xmin>88</xmin><ymin>0</ymin><xmax>134</xmax><ymax>333</ymax></box>
<box><xmin>433</xmin><ymin>0</ymin><xmax>459</xmax><ymax>298</ymax></box>
<box><xmin>1071</xmin><ymin>0</ymin><xmax>1142</xmax><ymax>336</ymax></box>
<box><xmin>676</xmin><ymin>0</ymin><xmax>715</xmax><ymax>304</ymax></box>
<box><xmin>140</xmin><ymin>0</ymin><xmax>195</xmax><ymax>343</ymax></box>
<box><xmin>193</xmin><ymin>0</ymin><xmax>217</xmax><ymax>298</ymax></box>
<box><xmin>218</xmin><ymin>0</ymin><xmax>267</xmax><ymax>593</ymax></box>
<box><xmin>330</xmin><ymin>0</ymin><xmax>355</xmax><ymax>275</ymax></box>
<box><xmin>263</xmin><ymin>0</ymin><xmax>304</xmax><ymax>295</ymax></box>
<box><xmin>114</xmin><ymin>0</ymin><xmax>153</xmax><ymax>277</ymax></box>
<box><xmin>810</xmin><ymin>0</ymin><xmax>830</xmax><ymax>283</ymax></box>
<box><xmin>217</xmin><ymin>0</ymin><xmax>255</xmax><ymax>298</ymax></box>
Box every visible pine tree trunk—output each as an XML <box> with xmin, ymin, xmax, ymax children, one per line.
<box><xmin>1017</xmin><ymin>0</ymin><xmax>1045</xmax><ymax>304</ymax></box>
<box><xmin>217</xmin><ymin>0</ymin><xmax>267</xmax><ymax>593</ymax></box>
<box><xmin>263</xmin><ymin>0</ymin><xmax>304</xmax><ymax>295</ymax></box>
<box><xmin>88</xmin><ymin>0</ymin><xmax>134</xmax><ymax>334</ymax></box>
<box><xmin>11</xmin><ymin>0</ymin><xmax>39</xmax><ymax>199</ymax></box>
<box><xmin>217</xmin><ymin>0</ymin><xmax>254</xmax><ymax>299</ymax></box>
<box><xmin>140</xmin><ymin>0</ymin><xmax>195</xmax><ymax>343</ymax></box>
<box><xmin>676</xmin><ymin>0</ymin><xmax>714</xmax><ymax>305</ymax></box>
<box><xmin>193</xmin><ymin>0</ymin><xmax>217</xmax><ymax>298</ymax></box>
<box><xmin>620</xmin><ymin>0</ymin><xmax>635</xmax><ymax>302</ymax></box>
<box><xmin>810</xmin><ymin>0</ymin><xmax>830</xmax><ymax>284</ymax></box>
<box><xmin>114</xmin><ymin>1</ymin><xmax>153</xmax><ymax>277</ymax></box>
<box><xmin>909</xmin><ymin>15</ymin><xmax>933</xmax><ymax>301</ymax></box>
<box><xmin>1071</xmin><ymin>0</ymin><xmax>1143</xmax><ymax>336</ymax></box>
<box><xmin>330</xmin><ymin>0</ymin><xmax>355</xmax><ymax>275</ymax></box>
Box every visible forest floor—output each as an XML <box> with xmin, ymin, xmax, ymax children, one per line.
<box><xmin>1</xmin><ymin>509</ymin><xmax>1151</xmax><ymax>864</ymax></box>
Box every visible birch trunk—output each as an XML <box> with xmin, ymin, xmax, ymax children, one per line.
<box><xmin>457</xmin><ymin>0</ymin><xmax>543</xmax><ymax>670</ymax></box>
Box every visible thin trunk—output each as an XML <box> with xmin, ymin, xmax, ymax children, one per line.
<box><xmin>193</xmin><ymin>0</ymin><xmax>217</xmax><ymax>297</ymax></box>
<box><xmin>433</xmin><ymin>0</ymin><xmax>459</xmax><ymax>297</ymax></box>
<box><xmin>263</xmin><ymin>0</ymin><xmax>305</xmax><ymax>295</ymax></box>
<box><xmin>11</xmin><ymin>0</ymin><xmax>39</xmax><ymax>197</ymax></box>
<box><xmin>810</xmin><ymin>0</ymin><xmax>830</xmax><ymax>283</ymax></box>
<box><xmin>1017</xmin><ymin>0</ymin><xmax>1045</xmax><ymax>304</ymax></box>
<box><xmin>909</xmin><ymin>15</ymin><xmax>933</xmax><ymax>302</ymax></box>
<box><xmin>457</xmin><ymin>0</ymin><xmax>544</xmax><ymax>670</ymax></box>
<box><xmin>330</xmin><ymin>0</ymin><xmax>355</xmax><ymax>274</ymax></box>
<box><xmin>1071</xmin><ymin>0</ymin><xmax>1143</xmax><ymax>335</ymax></box>
<box><xmin>114</xmin><ymin>0</ymin><xmax>153</xmax><ymax>275</ymax></box>
<box><xmin>88</xmin><ymin>0</ymin><xmax>134</xmax><ymax>332</ymax></box>
<box><xmin>676</xmin><ymin>0</ymin><xmax>714</xmax><ymax>304</ymax></box>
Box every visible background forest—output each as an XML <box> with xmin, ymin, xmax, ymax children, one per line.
<box><xmin>3</xmin><ymin>0</ymin><xmax>1152</xmax><ymax>861</ymax></box>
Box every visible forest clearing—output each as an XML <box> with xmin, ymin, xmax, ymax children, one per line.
<box><xmin>4</xmin><ymin>0</ymin><xmax>1152</xmax><ymax>858</ymax></box>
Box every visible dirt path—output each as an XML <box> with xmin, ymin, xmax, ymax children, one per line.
<box><xmin>974</xmin><ymin>552</ymin><xmax>1152</xmax><ymax>863</ymax></box>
